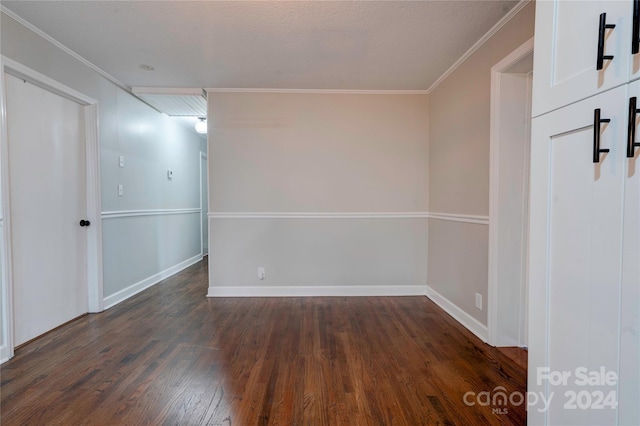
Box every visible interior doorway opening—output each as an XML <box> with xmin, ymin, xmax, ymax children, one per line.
<box><xmin>488</xmin><ymin>38</ymin><xmax>534</xmax><ymax>348</ymax></box>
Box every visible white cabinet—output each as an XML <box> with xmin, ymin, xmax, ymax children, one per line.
<box><xmin>532</xmin><ymin>1</ymin><xmax>632</xmax><ymax>117</ymax></box>
<box><xmin>531</xmin><ymin>2</ymin><xmax>640</xmax><ymax>424</ymax></box>
<box><xmin>619</xmin><ymin>79</ymin><xmax>640</xmax><ymax>425</ymax></box>
<box><xmin>529</xmin><ymin>85</ymin><xmax>628</xmax><ymax>426</ymax></box>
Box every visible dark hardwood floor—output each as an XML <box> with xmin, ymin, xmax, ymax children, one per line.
<box><xmin>1</xmin><ymin>259</ymin><xmax>527</xmax><ymax>425</ymax></box>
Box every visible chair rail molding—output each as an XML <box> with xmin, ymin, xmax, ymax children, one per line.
<box><xmin>102</xmin><ymin>208</ymin><xmax>201</xmax><ymax>219</ymax></box>
<box><xmin>208</xmin><ymin>211</ymin><xmax>488</xmax><ymax>224</ymax></box>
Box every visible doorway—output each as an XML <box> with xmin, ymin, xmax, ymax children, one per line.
<box><xmin>488</xmin><ymin>38</ymin><xmax>534</xmax><ymax>348</ymax></box>
<box><xmin>0</xmin><ymin>58</ymin><xmax>103</xmax><ymax>356</ymax></box>
<box><xmin>200</xmin><ymin>152</ymin><xmax>209</xmax><ymax>256</ymax></box>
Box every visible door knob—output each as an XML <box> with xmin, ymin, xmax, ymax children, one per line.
<box><xmin>79</xmin><ymin>219</ymin><xmax>91</xmax><ymax>227</ymax></box>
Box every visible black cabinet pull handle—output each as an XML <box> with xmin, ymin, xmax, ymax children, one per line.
<box><xmin>79</xmin><ymin>219</ymin><xmax>91</xmax><ymax>227</ymax></box>
<box><xmin>594</xmin><ymin>108</ymin><xmax>611</xmax><ymax>163</ymax></box>
<box><xmin>633</xmin><ymin>1</ymin><xmax>640</xmax><ymax>54</ymax></box>
<box><xmin>597</xmin><ymin>13</ymin><xmax>616</xmax><ymax>70</ymax></box>
<box><xmin>628</xmin><ymin>97</ymin><xmax>640</xmax><ymax>158</ymax></box>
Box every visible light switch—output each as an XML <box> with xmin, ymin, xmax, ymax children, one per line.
<box><xmin>167</xmin><ymin>170</ymin><xmax>173</xmax><ymax>180</ymax></box>
<box><xmin>118</xmin><ymin>155</ymin><xmax>125</xmax><ymax>167</ymax></box>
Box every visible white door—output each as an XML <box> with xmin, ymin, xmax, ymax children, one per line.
<box><xmin>528</xmin><ymin>85</ymin><xmax>627</xmax><ymax>425</ymax></box>
<box><xmin>532</xmin><ymin>0</ymin><xmax>631</xmax><ymax>117</ymax></box>
<box><xmin>200</xmin><ymin>153</ymin><xmax>208</xmax><ymax>256</ymax></box>
<box><xmin>619</xmin><ymin>80</ymin><xmax>640</xmax><ymax>425</ymax></box>
<box><xmin>5</xmin><ymin>73</ymin><xmax>88</xmax><ymax>346</ymax></box>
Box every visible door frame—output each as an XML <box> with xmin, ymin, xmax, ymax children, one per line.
<box><xmin>199</xmin><ymin>151</ymin><xmax>208</xmax><ymax>256</ymax></box>
<box><xmin>0</xmin><ymin>57</ymin><xmax>104</xmax><ymax>361</ymax></box>
<box><xmin>487</xmin><ymin>38</ymin><xmax>534</xmax><ymax>347</ymax></box>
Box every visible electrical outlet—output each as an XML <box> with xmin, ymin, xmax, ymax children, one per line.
<box><xmin>258</xmin><ymin>267</ymin><xmax>266</xmax><ymax>280</ymax></box>
<box><xmin>117</xmin><ymin>184</ymin><xmax>124</xmax><ymax>196</ymax></box>
<box><xmin>118</xmin><ymin>155</ymin><xmax>125</xmax><ymax>167</ymax></box>
<box><xmin>475</xmin><ymin>293</ymin><xmax>483</xmax><ymax>310</ymax></box>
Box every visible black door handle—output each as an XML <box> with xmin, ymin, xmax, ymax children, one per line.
<box><xmin>79</xmin><ymin>219</ymin><xmax>91</xmax><ymax>227</ymax></box>
<box><xmin>594</xmin><ymin>108</ymin><xmax>611</xmax><ymax>163</ymax></box>
<box><xmin>633</xmin><ymin>1</ymin><xmax>640</xmax><ymax>54</ymax></box>
<box><xmin>629</xmin><ymin>97</ymin><xmax>640</xmax><ymax>158</ymax></box>
<box><xmin>597</xmin><ymin>13</ymin><xmax>616</xmax><ymax>70</ymax></box>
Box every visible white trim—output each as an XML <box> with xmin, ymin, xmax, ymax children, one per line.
<box><xmin>488</xmin><ymin>38</ymin><xmax>534</xmax><ymax>347</ymax></box>
<box><xmin>1</xmin><ymin>6</ymin><xmax>130</xmax><ymax>93</ymax></box>
<box><xmin>427</xmin><ymin>212</ymin><xmax>489</xmax><ymax>225</ymax></box>
<box><xmin>103</xmin><ymin>254</ymin><xmax>202</xmax><ymax>309</ymax></box>
<box><xmin>205</xmin><ymin>88</ymin><xmax>428</xmax><ymax>95</ymax></box>
<box><xmin>2</xmin><ymin>57</ymin><xmax>96</xmax><ymax>106</ymax></box>
<box><xmin>425</xmin><ymin>285</ymin><xmax>488</xmax><ymax>343</ymax></box>
<box><xmin>199</xmin><ymin>152</ymin><xmax>209</xmax><ymax>257</ymax></box>
<box><xmin>0</xmin><ymin>58</ymin><xmax>15</xmax><ymax>362</ymax></box>
<box><xmin>207</xmin><ymin>211</ymin><xmax>489</xmax><ymax>224</ymax></box>
<box><xmin>426</xmin><ymin>0</ymin><xmax>531</xmax><ymax>94</ymax></box>
<box><xmin>207</xmin><ymin>285</ymin><xmax>426</xmax><ymax>298</ymax></box>
<box><xmin>209</xmin><ymin>212</ymin><xmax>429</xmax><ymax>219</ymax></box>
<box><xmin>101</xmin><ymin>208</ymin><xmax>201</xmax><ymax>219</ymax></box>
<box><xmin>84</xmin><ymin>103</ymin><xmax>104</xmax><ymax>313</ymax></box>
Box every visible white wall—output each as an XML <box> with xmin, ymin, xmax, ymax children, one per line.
<box><xmin>0</xmin><ymin>12</ymin><xmax>206</xmax><ymax>308</ymax></box>
<box><xmin>427</xmin><ymin>3</ymin><xmax>535</xmax><ymax>326</ymax></box>
<box><xmin>208</xmin><ymin>92</ymin><xmax>429</xmax><ymax>295</ymax></box>
<box><xmin>101</xmin><ymin>90</ymin><xmax>205</xmax><ymax>301</ymax></box>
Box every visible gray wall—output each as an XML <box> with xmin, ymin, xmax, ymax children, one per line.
<box><xmin>427</xmin><ymin>3</ymin><xmax>535</xmax><ymax>324</ymax></box>
<box><xmin>1</xmin><ymin>12</ymin><xmax>206</xmax><ymax>302</ymax></box>
<box><xmin>208</xmin><ymin>92</ymin><xmax>429</xmax><ymax>291</ymax></box>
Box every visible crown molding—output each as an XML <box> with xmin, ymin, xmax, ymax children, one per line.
<box><xmin>205</xmin><ymin>88</ymin><xmax>429</xmax><ymax>95</ymax></box>
<box><xmin>426</xmin><ymin>0</ymin><xmax>531</xmax><ymax>94</ymax></box>
<box><xmin>1</xmin><ymin>6</ymin><xmax>131</xmax><ymax>93</ymax></box>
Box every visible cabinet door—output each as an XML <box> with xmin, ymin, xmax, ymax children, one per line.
<box><xmin>532</xmin><ymin>0</ymin><xmax>631</xmax><ymax>117</ymax></box>
<box><xmin>619</xmin><ymin>80</ymin><xmax>640</xmax><ymax>425</ymax></box>
<box><xmin>529</xmin><ymin>85</ymin><xmax>627</xmax><ymax>425</ymax></box>
<box><xmin>631</xmin><ymin>0</ymin><xmax>640</xmax><ymax>82</ymax></box>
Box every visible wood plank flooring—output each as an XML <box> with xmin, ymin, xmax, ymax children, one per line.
<box><xmin>1</xmin><ymin>259</ymin><xmax>527</xmax><ymax>425</ymax></box>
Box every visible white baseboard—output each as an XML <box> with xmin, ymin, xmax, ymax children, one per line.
<box><xmin>0</xmin><ymin>344</ymin><xmax>11</xmax><ymax>364</ymax></box>
<box><xmin>104</xmin><ymin>254</ymin><xmax>203</xmax><ymax>309</ymax></box>
<box><xmin>207</xmin><ymin>285</ymin><xmax>426</xmax><ymax>297</ymax></box>
<box><xmin>425</xmin><ymin>285</ymin><xmax>488</xmax><ymax>343</ymax></box>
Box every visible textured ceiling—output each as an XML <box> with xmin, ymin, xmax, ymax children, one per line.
<box><xmin>2</xmin><ymin>1</ymin><xmax>519</xmax><ymax>90</ymax></box>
